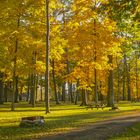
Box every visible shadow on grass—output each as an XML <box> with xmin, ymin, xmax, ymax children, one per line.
<box><xmin>0</xmin><ymin>109</ymin><xmax>45</xmax><ymax>112</ymax></box>
<box><xmin>0</xmin><ymin>101</ymin><xmax>75</xmax><ymax>108</ymax></box>
<box><xmin>110</xmin><ymin>122</ymin><xmax>140</xmax><ymax>140</ymax></box>
<box><xmin>0</xmin><ymin>103</ymin><xmax>84</xmax><ymax>112</ymax></box>
<box><xmin>0</xmin><ymin>109</ymin><xmax>137</xmax><ymax>140</ymax></box>
<box><xmin>0</xmin><ymin>107</ymin><xmax>84</xmax><ymax>112</ymax></box>
<box><xmin>0</xmin><ymin>102</ymin><xmax>45</xmax><ymax>108</ymax></box>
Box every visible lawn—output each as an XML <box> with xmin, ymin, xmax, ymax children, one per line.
<box><xmin>0</xmin><ymin>102</ymin><xmax>140</xmax><ymax>140</ymax></box>
<box><xmin>110</xmin><ymin>121</ymin><xmax>140</xmax><ymax>140</ymax></box>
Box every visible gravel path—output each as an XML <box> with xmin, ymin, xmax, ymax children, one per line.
<box><xmin>37</xmin><ymin>113</ymin><xmax>140</xmax><ymax>140</ymax></box>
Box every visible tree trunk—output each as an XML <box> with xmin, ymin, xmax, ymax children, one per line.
<box><xmin>122</xmin><ymin>74</ymin><xmax>126</xmax><ymax>101</ymax></box>
<box><xmin>29</xmin><ymin>51</ymin><xmax>36</xmax><ymax>106</ymax></box>
<box><xmin>80</xmin><ymin>89</ymin><xmax>87</xmax><ymax>106</ymax></box>
<box><xmin>62</xmin><ymin>83</ymin><xmax>66</xmax><ymax>102</ymax></box>
<box><xmin>66</xmin><ymin>47</ymin><xmax>74</xmax><ymax>103</ymax></box>
<box><xmin>117</xmin><ymin>61</ymin><xmax>121</xmax><ymax>102</ymax></box>
<box><xmin>26</xmin><ymin>75</ymin><xmax>30</xmax><ymax>102</ymax></box>
<box><xmin>93</xmin><ymin>18</ymin><xmax>98</xmax><ymax>104</ymax></box>
<box><xmin>11</xmin><ymin>17</ymin><xmax>20</xmax><ymax>111</ymax></box>
<box><xmin>124</xmin><ymin>54</ymin><xmax>131</xmax><ymax>101</ymax></box>
<box><xmin>75</xmin><ymin>81</ymin><xmax>80</xmax><ymax>105</ymax></box>
<box><xmin>107</xmin><ymin>55</ymin><xmax>114</xmax><ymax>107</ymax></box>
<box><xmin>69</xmin><ymin>83</ymin><xmax>74</xmax><ymax>103</ymax></box>
<box><xmin>35</xmin><ymin>75</ymin><xmax>38</xmax><ymax>101</ymax></box>
<box><xmin>19</xmin><ymin>85</ymin><xmax>23</xmax><ymax>101</ymax></box>
<box><xmin>4</xmin><ymin>84</ymin><xmax>8</xmax><ymax>102</ymax></box>
<box><xmin>135</xmin><ymin>51</ymin><xmax>139</xmax><ymax>100</ymax></box>
<box><xmin>30</xmin><ymin>74</ymin><xmax>35</xmax><ymax>107</ymax></box>
<box><xmin>99</xmin><ymin>81</ymin><xmax>104</xmax><ymax>101</ymax></box>
<box><xmin>45</xmin><ymin>0</ymin><xmax>50</xmax><ymax>113</ymax></box>
<box><xmin>40</xmin><ymin>83</ymin><xmax>43</xmax><ymax>102</ymax></box>
<box><xmin>14</xmin><ymin>76</ymin><xmax>19</xmax><ymax>103</ymax></box>
<box><xmin>122</xmin><ymin>54</ymin><xmax>127</xmax><ymax>101</ymax></box>
<box><xmin>127</xmin><ymin>64</ymin><xmax>131</xmax><ymax>101</ymax></box>
<box><xmin>0</xmin><ymin>73</ymin><xmax>4</xmax><ymax>104</ymax></box>
<box><xmin>52</xmin><ymin>59</ymin><xmax>60</xmax><ymax>104</ymax></box>
<box><xmin>74</xmin><ymin>92</ymin><xmax>79</xmax><ymax>105</ymax></box>
<box><xmin>94</xmin><ymin>69</ymin><xmax>98</xmax><ymax>104</ymax></box>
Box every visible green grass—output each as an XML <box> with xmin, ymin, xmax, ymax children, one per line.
<box><xmin>0</xmin><ymin>102</ymin><xmax>140</xmax><ymax>140</ymax></box>
<box><xmin>110</xmin><ymin>121</ymin><xmax>140</xmax><ymax>140</ymax></box>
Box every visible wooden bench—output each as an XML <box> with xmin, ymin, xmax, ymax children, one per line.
<box><xmin>131</xmin><ymin>98</ymin><xmax>137</xmax><ymax>103</ymax></box>
<box><xmin>86</xmin><ymin>102</ymin><xmax>106</xmax><ymax>110</ymax></box>
<box><xmin>95</xmin><ymin>103</ymin><xmax>106</xmax><ymax>110</ymax></box>
<box><xmin>20</xmin><ymin>116</ymin><xmax>45</xmax><ymax>127</ymax></box>
<box><xmin>86</xmin><ymin>104</ymin><xmax>94</xmax><ymax>110</ymax></box>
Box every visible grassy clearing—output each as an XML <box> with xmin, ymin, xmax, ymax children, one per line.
<box><xmin>0</xmin><ymin>102</ymin><xmax>140</xmax><ymax>140</ymax></box>
<box><xmin>110</xmin><ymin>122</ymin><xmax>140</xmax><ymax>140</ymax></box>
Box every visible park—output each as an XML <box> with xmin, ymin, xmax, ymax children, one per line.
<box><xmin>0</xmin><ymin>0</ymin><xmax>140</xmax><ymax>140</ymax></box>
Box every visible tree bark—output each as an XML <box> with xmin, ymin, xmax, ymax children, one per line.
<box><xmin>94</xmin><ymin>69</ymin><xmax>98</xmax><ymax>104</ymax></box>
<box><xmin>80</xmin><ymin>89</ymin><xmax>87</xmax><ymax>106</ymax></box>
<box><xmin>122</xmin><ymin>74</ymin><xmax>126</xmax><ymax>101</ymax></box>
<box><xmin>69</xmin><ymin>83</ymin><xmax>74</xmax><ymax>103</ymax></box>
<box><xmin>107</xmin><ymin>55</ymin><xmax>114</xmax><ymax>107</ymax></box>
<box><xmin>4</xmin><ymin>84</ymin><xmax>8</xmax><ymax>102</ymax></box>
<box><xmin>19</xmin><ymin>85</ymin><xmax>23</xmax><ymax>101</ymax></box>
<box><xmin>93</xmin><ymin>18</ymin><xmax>98</xmax><ymax>104</ymax></box>
<box><xmin>75</xmin><ymin>81</ymin><xmax>80</xmax><ymax>105</ymax></box>
<box><xmin>124</xmin><ymin>54</ymin><xmax>131</xmax><ymax>101</ymax></box>
<box><xmin>26</xmin><ymin>75</ymin><xmax>30</xmax><ymax>102</ymax></box>
<box><xmin>35</xmin><ymin>74</ymin><xmax>38</xmax><ymax>101</ymax></box>
<box><xmin>116</xmin><ymin>61</ymin><xmax>121</xmax><ymax>102</ymax></box>
<box><xmin>127</xmin><ymin>64</ymin><xmax>131</xmax><ymax>101</ymax></box>
<box><xmin>45</xmin><ymin>0</ymin><xmax>50</xmax><ymax>113</ymax></box>
<box><xmin>99</xmin><ymin>81</ymin><xmax>104</xmax><ymax>101</ymax></box>
<box><xmin>62</xmin><ymin>82</ymin><xmax>66</xmax><ymax>102</ymax></box>
<box><xmin>122</xmin><ymin>54</ymin><xmax>127</xmax><ymax>101</ymax></box>
<box><xmin>135</xmin><ymin>51</ymin><xmax>139</xmax><ymax>100</ymax></box>
<box><xmin>11</xmin><ymin>17</ymin><xmax>20</xmax><ymax>111</ymax></box>
<box><xmin>14</xmin><ymin>76</ymin><xmax>19</xmax><ymax>103</ymax></box>
<box><xmin>0</xmin><ymin>73</ymin><xmax>4</xmax><ymax>104</ymax></box>
<box><xmin>40</xmin><ymin>76</ymin><xmax>43</xmax><ymax>101</ymax></box>
<box><xmin>52</xmin><ymin>59</ymin><xmax>60</xmax><ymax>104</ymax></box>
<box><xmin>30</xmin><ymin>74</ymin><xmax>35</xmax><ymax>107</ymax></box>
<box><xmin>66</xmin><ymin>47</ymin><xmax>74</xmax><ymax>103</ymax></box>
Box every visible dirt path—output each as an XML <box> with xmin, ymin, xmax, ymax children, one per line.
<box><xmin>37</xmin><ymin>113</ymin><xmax>140</xmax><ymax>140</ymax></box>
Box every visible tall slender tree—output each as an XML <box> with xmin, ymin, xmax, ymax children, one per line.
<box><xmin>45</xmin><ymin>0</ymin><xmax>50</xmax><ymax>113</ymax></box>
<box><xmin>107</xmin><ymin>55</ymin><xmax>115</xmax><ymax>107</ymax></box>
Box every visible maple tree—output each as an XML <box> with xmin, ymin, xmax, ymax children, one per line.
<box><xmin>0</xmin><ymin>0</ymin><xmax>139</xmax><ymax>110</ymax></box>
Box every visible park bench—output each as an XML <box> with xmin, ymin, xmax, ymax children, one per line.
<box><xmin>86</xmin><ymin>104</ymin><xmax>94</xmax><ymax>110</ymax></box>
<box><xmin>86</xmin><ymin>102</ymin><xmax>106</xmax><ymax>110</ymax></box>
<box><xmin>95</xmin><ymin>103</ymin><xmax>106</xmax><ymax>110</ymax></box>
<box><xmin>131</xmin><ymin>98</ymin><xmax>137</xmax><ymax>103</ymax></box>
<box><xmin>20</xmin><ymin>116</ymin><xmax>45</xmax><ymax>127</ymax></box>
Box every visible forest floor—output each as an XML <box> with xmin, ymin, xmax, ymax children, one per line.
<box><xmin>37</xmin><ymin>113</ymin><xmax>140</xmax><ymax>140</ymax></box>
<box><xmin>1</xmin><ymin>102</ymin><xmax>140</xmax><ymax>140</ymax></box>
